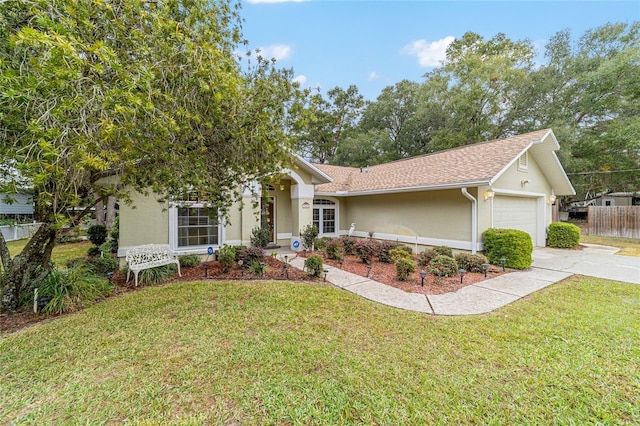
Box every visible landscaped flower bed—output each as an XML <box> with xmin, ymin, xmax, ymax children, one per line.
<box><xmin>318</xmin><ymin>253</ymin><xmax>507</xmax><ymax>295</ymax></box>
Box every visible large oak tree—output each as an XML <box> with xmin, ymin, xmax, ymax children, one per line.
<box><xmin>0</xmin><ymin>0</ymin><xmax>301</xmax><ymax>312</ymax></box>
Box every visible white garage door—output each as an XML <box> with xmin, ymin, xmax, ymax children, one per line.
<box><xmin>493</xmin><ymin>196</ymin><xmax>538</xmax><ymax>246</ymax></box>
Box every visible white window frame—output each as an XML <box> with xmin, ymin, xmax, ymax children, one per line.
<box><xmin>168</xmin><ymin>203</ymin><xmax>225</xmax><ymax>254</ymax></box>
<box><xmin>313</xmin><ymin>197</ymin><xmax>339</xmax><ymax>237</ymax></box>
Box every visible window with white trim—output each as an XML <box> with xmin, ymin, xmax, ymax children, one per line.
<box><xmin>175</xmin><ymin>205</ymin><xmax>220</xmax><ymax>248</ymax></box>
<box><xmin>313</xmin><ymin>198</ymin><xmax>337</xmax><ymax>235</ymax></box>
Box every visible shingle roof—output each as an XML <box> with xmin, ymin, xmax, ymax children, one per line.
<box><xmin>314</xmin><ymin>129</ymin><xmax>553</xmax><ymax>194</ymax></box>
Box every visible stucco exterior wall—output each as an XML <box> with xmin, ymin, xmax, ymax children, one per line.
<box><xmin>268</xmin><ymin>180</ymin><xmax>293</xmax><ymax>246</ymax></box>
<box><xmin>343</xmin><ymin>189</ymin><xmax>472</xmax><ymax>245</ymax></box>
<box><xmin>119</xmin><ymin>191</ymin><xmax>169</xmax><ymax>249</ymax></box>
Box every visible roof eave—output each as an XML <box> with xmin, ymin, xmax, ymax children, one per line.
<box><xmin>315</xmin><ymin>180</ymin><xmax>491</xmax><ymax>197</ymax></box>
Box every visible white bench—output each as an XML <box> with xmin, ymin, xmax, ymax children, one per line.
<box><xmin>125</xmin><ymin>244</ymin><xmax>181</xmax><ymax>286</ymax></box>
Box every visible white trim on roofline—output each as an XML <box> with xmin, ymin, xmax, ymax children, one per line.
<box><xmin>315</xmin><ymin>180</ymin><xmax>491</xmax><ymax>197</ymax></box>
<box><xmin>489</xmin><ymin>141</ymin><xmax>537</xmax><ymax>187</ymax></box>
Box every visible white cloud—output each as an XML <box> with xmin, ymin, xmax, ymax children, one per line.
<box><xmin>293</xmin><ymin>75</ymin><xmax>307</xmax><ymax>85</ymax></box>
<box><xmin>368</xmin><ymin>71</ymin><xmax>380</xmax><ymax>81</ymax></box>
<box><xmin>401</xmin><ymin>36</ymin><xmax>455</xmax><ymax>67</ymax></box>
<box><xmin>256</xmin><ymin>44</ymin><xmax>292</xmax><ymax>61</ymax></box>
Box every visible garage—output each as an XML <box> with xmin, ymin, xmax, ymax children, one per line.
<box><xmin>493</xmin><ymin>196</ymin><xmax>539</xmax><ymax>246</ymax></box>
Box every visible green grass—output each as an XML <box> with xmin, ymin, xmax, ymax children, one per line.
<box><xmin>1</xmin><ymin>277</ymin><xmax>638</xmax><ymax>424</ymax></box>
<box><xmin>580</xmin><ymin>234</ymin><xmax>640</xmax><ymax>257</ymax></box>
<box><xmin>6</xmin><ymin>239</ymin><xmax>92</xmax><ymax>266</ymax></box>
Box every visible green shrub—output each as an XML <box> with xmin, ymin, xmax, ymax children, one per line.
<box><xmin>433</xmin><ymin>246</ymin><xmax>453</xmax><ymax>258</ymax></box>
<box><xmin>38</xmin><ymin>264</ymin><xmax>113</xmax><ymax>314</ymax></box>
<box><xmin>238</xmin><ymin>246</ymin><xmax>264</xmax><ymax>268</ymax></box>
<box><xmin>87</xmin><ymin>246</ymin><xmax>101</xmax><ymax>258</ymax></box>
<box><xmin>395</xmin><ymin>258</ymin><xmax>416</xmax><ymax>281</ymax></box>
<box><xmin>455</xmin><ymin>253</ymin><xmax>489</xmax><ymax>273</ymax></box>
<box><xmin>232</xmin><ymin>245</ymin><xmax>247</xmax><ymax>261</ymax></box>
<box><xmin>483</xmin><ymin>228</ymin><xmax>533</xmax><ymax>269</ymax></box>
<box><xmin>109</xmin><ymin>216</ymin><xmax>120</xmax><ymax>253</ymax></box>
<box><xmin>87</xmin><ymin>224</ymin><xmax>108</xmax><ymax>247</ymax></box>
<box><xmin>179</xmin><ymin>254</ymin><xmax>201</xmax><ymax>268</ymax></box>
<box><xmin>340</xmin><ymin>236</ymin><xmax>358</xmax><ymax>255</ymax></box>
<box><xmin>354</xmin><ymin>239</ymin><xmax>380</xmax><ymax>264</ymax></box>
<box><xmin>314</xmin><ymin>236</ymin><xmax>333</xmax><ymax>253</ymax></box>
<box><xmin>250</xmin><ymin>226</ymin><xmax>271</xmax><ymax>248</ymax></box>
<box><xmin>377</xmin><ymin>241</ymin><xmax>400</xmax><ymax>263</ymax></box>
<box><xmin>138</xmin><ymin>264</ymin><xmax>177</xmax><ymax>285</ymax></box>
<box><xmin>417</xmin><ymin>248</ymin><xmax>436</xmax><ymax>266</ymax></box>
<box><xmin>429</xmin><ymin>255</ymin><xmax>459</xmax><ymax>277</ymax></box>
<box><xmin>304</xmin><ymin>254</ymin><xmax>323</xmax><ymax>277</ymax></box>
<box><xmin>389</xmin><ymin>247</ymin><xmax>413</xmax><ymax>263</ymax></box>
<box><xmin>218</xmin><ymin>245</ymin><xmax>236</xmax><ymax>272</ymax></box>
<box><xmin>89</xmin><ymin>255</ymin><xmax>119</xmax><ymax>275</ymax></box>
<box><xmin>249</xmin><ymin>261</ymin><xmax>265</xmax><ymax>276</ymax></box>
<box><xmin>300</xmin><ymin>224</ymin><xmax>319</xmax><ymax>251</ymax></box>
<box><xmin>325</xmin><ymin>239</ymin><xmax>344</xmax><ymax>261</ymax></box>
<box><xmin>547</xmin><ymin>222</ymin><xmax>580</xmax><ymax>248</ymax></box>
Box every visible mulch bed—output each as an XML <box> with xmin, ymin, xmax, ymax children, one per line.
<box><xmin>1</xmin><ymin>253</ymin><xmax>510</xmax><ymax>334</ymax></box>
<box><xmin>319</xmin><ymin>253</ymin><xmax>509</xmax><ymax>295</ymax></box>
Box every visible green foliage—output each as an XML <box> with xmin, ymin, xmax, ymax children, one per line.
<box><xmin>354</xmin><ymin>239</ymin><xmax>380</xmax><ymax>264</ymax></box>
<box><xmin>418</xmin><ymin>249</ymin><xmax>436</xmax><ymax>266</ymax></box>
<box><xmin>339</xmin><ymin>236</ymin><xmax>358</xmax><ymax>255</ymax></box>
<box><xmin>89</xmin><ymin>255</ymin><xmax>119</xmax><ymax>275</ymax></box>
<box><xmin>389</xmin><ymin>247</ymin><xmax>413</xmax><ymax>263</ymax></box>
<box><xmin>38</xmin><ymin>265</ymin><xmax>113</xmax><ymax>314</ymax></box>
<box><xmin>483</xmin><ymin>228</ymin><xmax>533</xmax><ymax>269</ymax></box>
<box><xmin>250</xmin><ymin>227</ymin><xmax>271</xmax><ymax>248</ymax></box>
<box><xmin>434</xmin><ymin>246</ymin><xmax>453</xmax><ymax>258</ymax></box>
<box><xmin>87</xmin><ymin>246</ymin><xmax>101</xmax><ymax>258</ymax></box>
<box><xmin>249</xmin><ymin>261</ymin><xmax>265</xmax><ymax>276</ymax></box>
<box><xmin>218</xmin><ymin>245</ymin><xmax>236</xmax><ymax>273</ymax></box>
<box><xmin>325</xmin><ymin>239</ymin><xmax>344</xmax><ymax>262</ymax></box>
<box><xmin>109</xmin><ymin>216</ymin><xmax>120</xmax><ymax>253</ymax></box>
<box><xmin>313</xmin><ymin>236</ymin><xmax>333</xmax><ymax>253</ymax></box>
<box><xmin>300</xmin><ymin>224</ymin><xmax>319</xmax><ymax>251</ymax></box>
<box><xmin>377</xmin><ymin>241</ymin><xmax>400</xmax><ymax>263</ymax></box>
<box><xmin>179</xmin><ymin>254</ymin><xmax>201</xmax><ymax>268</ymax></box>
<box><xmin>395</xmin><ymin>258</ymin><xmax>416</xmax><ymax>281</ymax></box>
<box><xmin>87</xmin><ymin>225</ymin><xmax>108</xmax><ymax>247</ymax></box>
<box><xmin>455</xmin><ymin>253</ymin><xmax>490</xmax><ymax>273</ymax></box>
<box><xmin>232</xmin><ymin>245</ymin><xmax>247</xmax><ymax>261</ymax></box>
<box><xmin>238</xmin><ymin>246</ymin><xmax>264</xmax><ymax>268</ymax></box>
<box><xmin>138</xmin><ymin>265</ymin><xmax>178</xmax><ymax>286</ymax></box>
<box><xmin>429</xmin><ymin>255</ymin><xmax>459</xmax><ymax>277</ymax></box>
<box><xmin>547</xmin><ymin>222</ymin><xmax>581</xmax><ymax>248</ymax></box>
<box><xmin>304</xmin><ymin>254</ymin><xmax>323</xmax><ymax>277</ymax></box>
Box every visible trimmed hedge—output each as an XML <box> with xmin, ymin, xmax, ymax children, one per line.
<box><xmin>429</xmin><ymin>255</ymin><xmax>458</xmax><ymax>277</ymax></box>
<box><xmin>547</xmin><ymin>222</ymin><xmax>580</xmax><ymax>248</ymax></box>
<box><xmin>395</xmin><ymin>258</ymin><xmax>416</xmax><ymax>281</ymax></box>
<box><xmin>455</xmin><ymin>253</ymin><xmax>489</xmax><ymax>273</ymax></box>
<box><xmin>483</xmin><ymin>228</ymin><xmax>532</xmax><ymax>269</ymax></box>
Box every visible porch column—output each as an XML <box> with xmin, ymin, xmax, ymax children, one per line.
<box><xmin>290</xmin><ymin>182</ymin><xmax>314</xmax><ymax>241</ymax></box>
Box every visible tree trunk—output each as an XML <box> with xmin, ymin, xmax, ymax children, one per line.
<box><xmin>95</xmin><ymin>198</ymin><xmax>105</xmax><ymax>226</ymax></box>
<box><xmin>0</xmin><ymin>223</ymin><xmax>57</xmax><ymax>313</ymax></box>
<box><xmin>106</xmin><ymin>196</ymin><xmax>117</xmax><ymax>230</ymax></box>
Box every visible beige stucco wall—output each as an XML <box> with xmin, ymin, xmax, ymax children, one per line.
<box><xmin>342</xmin><ymin>189</ymin><xmax>472</xmax><ymax>242</ymax></box>
<box><xmin>119</xmin><ymin>190</ymin><xmax>170</xmax><ymax>249</ymax></box>
<box><xmin>268</xmin><ymin>180</ymin><xmax>294</xmax><ymax>246</ymax></box>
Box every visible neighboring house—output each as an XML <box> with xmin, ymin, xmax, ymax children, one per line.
<box><xmin>594</xmin><ymin>192</ymin><xmax>640</xmax><ymax>207</ymax></box>
<box><xmin>0</xmin><ymin>192</ymin><xmax>34</xmax><ymax>220</ymax></box>
<box><xmin>117</xmin><ymin>129</ymin><xmax>575</xmax><ymax>257</ymax></box>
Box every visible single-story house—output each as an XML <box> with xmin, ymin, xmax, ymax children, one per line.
<box><xmin>593</xmin><ymin>192</ymin><xmax>640</xmax><ymax>207</ymax></box>
<box><xmin>117</xmin><ymin>128</ymin><xmax>575</xmax><ymax>257</ymax></box>
<box><xmin>0</xmin><ymin>192</ymin><xmax>34</xmax><ymax>220</ymax></box>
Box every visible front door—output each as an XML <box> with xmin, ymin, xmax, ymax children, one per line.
<box><xmin>261</xmin><ymin>197</ymin><xmax>276</xmax><ymax>244</ymax></box>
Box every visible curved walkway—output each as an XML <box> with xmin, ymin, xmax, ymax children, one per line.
<box><xmin>279</xmin><ymin>244</ymin><xmax>638</xmax><ymax>316</ymax></box>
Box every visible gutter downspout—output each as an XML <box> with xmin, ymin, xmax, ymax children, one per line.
<box><xmin>461</xmin><ymin>188</ymin><xmax>477</xmax><ymax>254</ymax></box>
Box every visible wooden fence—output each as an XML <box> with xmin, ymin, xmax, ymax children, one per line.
<box><xmin>587</xmin><ymin>206</ymin><xmax>640</xmax><ymax>238</ymax></box>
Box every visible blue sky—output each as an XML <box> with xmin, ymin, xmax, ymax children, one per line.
<box><xmin>239</xmin><ymin>0</ymin><xmax>639</xmax><ymax>100</ymax></box>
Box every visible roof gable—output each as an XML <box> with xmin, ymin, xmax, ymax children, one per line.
<box><xmin>314</xmin><ymin>129</ymin><xmax>575</xmax><ymax>195</ymax></box>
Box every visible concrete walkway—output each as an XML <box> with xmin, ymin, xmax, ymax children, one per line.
<box><xmin>277</xmin><ymin>244</ymin><xmax>638</xmax><ymax>316</ymax></box>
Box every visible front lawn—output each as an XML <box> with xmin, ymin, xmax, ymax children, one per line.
<box><xmin>6</xmin><ymin>239</ymin><xmax>92</xmax><ymax>266</ymax></box>
<box><xmin>1</xmin><ymin>276</ymin><xmax>638</xmax><ymax>424</ymax></box>
<box><xmin>580</xmin><ymin>234</ymin><xmax>640</xmax><ymax>257</ymax></box>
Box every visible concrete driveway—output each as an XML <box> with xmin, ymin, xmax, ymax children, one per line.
<box><xmin>532</xmin><ymin>244</ymin><xmax>640</xmax><ymax>284</ymax></box>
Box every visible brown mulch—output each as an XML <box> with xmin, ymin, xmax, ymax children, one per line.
<box><xmin>1</xmin><ymin>254</ymin><xmax>510</xmax><ymax>334</ymax></box>
<box><xmin>320</xmin><ymin>254</ymin><xmax>508</xmax><ymax>295</ymax></box>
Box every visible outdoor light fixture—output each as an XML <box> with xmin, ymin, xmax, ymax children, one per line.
<box><xmin>482</xmin><ymin>263</ymin><xmax>489</xmax><ymax>277</ymax></box>
<box><xmin>459</xmin><ymin>269</ymin><xmax>466</xmax><ymax>283</ymax></box>
<box><xmin>419</xmin><ymin>269</ymin><xmax>427</xmax><ymax>286</ymax></box>
<box><xmin>499</xmin><ymin>258</ymin><xmax>506</xmax><ymax>272</ymax></box>
<box><xmin>484</xmin><ymin>188</ymin><xmax>495</xmax><ymax>201</ymax></box>
<box><xmin>282</xmin><ymin>263</ymin><xmax>289</xmax><ymax>279</ymax></box>
<box><xmin>203</xmin><ymin>262</ymin><xmax>209</xmax><ymax>278</ymax></box>
<box><xmin>303</xmin><ymin>249</ymin><xmax>307</xmax><ymax>257</ymax></box>
<box><xmin>259</xmin><ymin>262</ymin><xmax>266</xmax><ymax>277</ymax></box>
<box><xmin>284</xmin><ymin>255</ymin><xmax>288</xmax><ymax>263</ymax></box>
<box><xmin>366</xmin><ymin>265</ymin><xmax>372</xmax><ymax>277</ymax></box>
<box><xmin>548</xmin><ymin>193</ymin><xmax>557</xmax><ymax>204</ymax></box>
<box><xmin>105</xmin><ymin>271</ymin><xmax>115</xmax><ymax>282</ymax></box>
<box><xmin>323</xmin><ymin>269</ymin><xmax>329</xmax><ymax>281</ymax></box>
